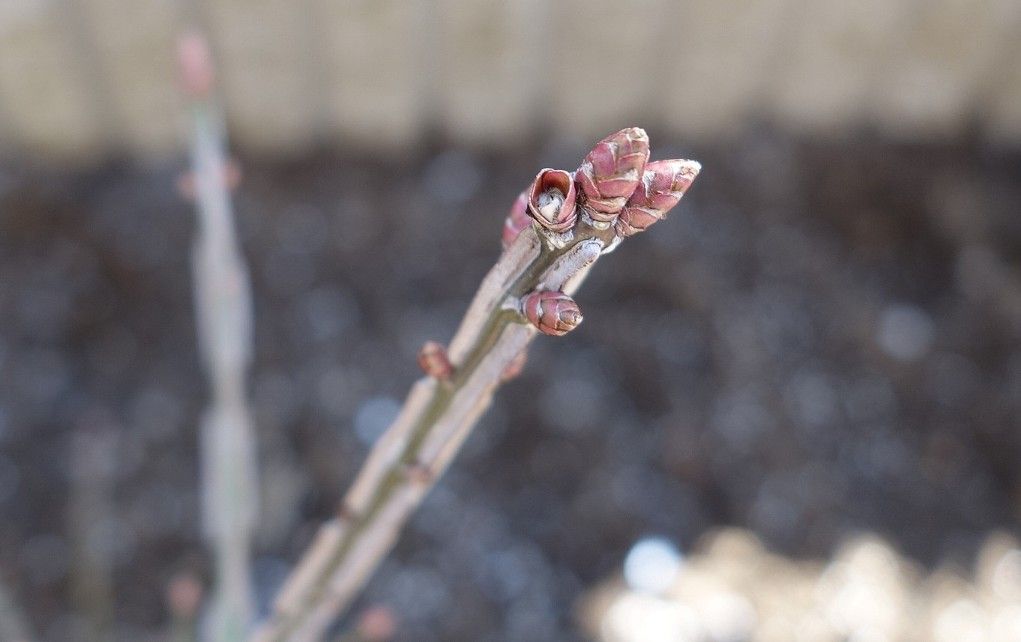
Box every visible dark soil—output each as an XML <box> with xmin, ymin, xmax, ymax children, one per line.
<box><xmin>1</xmin><ymin>130</ymin><xmax>1019</xmax><ymax>641</ymax></box>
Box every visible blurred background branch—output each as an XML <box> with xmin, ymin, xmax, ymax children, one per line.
<box><xmin>179</xmin><ymin>30</ymin><xmax>258</xmax><ymax>642</ymax></box>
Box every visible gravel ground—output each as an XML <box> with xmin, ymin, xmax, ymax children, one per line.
<box><xmin>1</xmin><ymin>130</ymin><xmax>1019</xmax><ymax>641</ymax></box>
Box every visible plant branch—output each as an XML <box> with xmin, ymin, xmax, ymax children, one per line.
<box><xmin>179</xmin><ymin>31</ymin><xmax>258</xmax><ymax>641</ymax></box>
<box><xmin>253</xmin><ymin>128</ymin><xmax>699</xmax><ymax>641</ymax></box>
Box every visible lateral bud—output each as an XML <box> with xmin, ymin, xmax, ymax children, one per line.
<box><xmin>403</xmin><ymin>461</ymin><xmax>434</xmax><ymax>486</ymax></box>
<box><xmin>501</xmin><ymin>190</ymin><xmax>531</xmax><ymax>249</ymax></box>
<box><xmin>500</xmin><ymin>349</ymin><xmax>528</xmax><ymax>382</ymax></box>
<box><xmin>521</xmin><ymin>290</ymin><xmax>583</xmax><ymax>337</ymax></box>
<box><xmin>177</xmin><ymin>31</ymin><xmax>216</xmax><ymax>98</ymax></box>
<box><xmin>616</xmin><ymin>159</ymin><xmax>701</xmax><ymax>237</ymax></box>
<box><xmin>176</xmin><ymin>158</ymin><xmax>242</xmax><ymax>200</ymax></box>
<box><xmin>576</xmin><ymin>127</ymin><xmax>650</xmax><ymax>226</ymax></box>
<box><xmin>527</xmin><ymin>169</ymin><xmax>577</xmax><ymax>233</ymax></box>
<box><xmin>417</xmin><ymin>341</ymin><xmax>453</xmax><ymax>380</ymax></box>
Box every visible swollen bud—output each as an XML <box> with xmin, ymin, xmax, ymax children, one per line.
<box><xmin>500</xmin><ymin>349</ymin><xmax>528</xmax><ymax>382</ymax></box>
<box><xmin>527</xmin><ymin>169</ymin><xmax>577</xmax><ymax>233</ymax></box>
<box><xmin>176</xmin><ymin>158</ymin><xmax>242</xmax><ymax>200</ymax></box>
<box><xmin>177</xmin><ymin>31</ymin><xmax>215</xmax><ymax>98</ymax></box>
<box><xmin>522</xmin><ymin>290</ymin><xmax>583</xmax><ymax>337</ymax></box>
<box><xmin>501</xmin><ymin>190</ymin><xmax>531</xmax><ymax>249</ymax></box>
<box><xmin>616</xmin><ymin>159</ymin><xmax>701</xmax><ymax>237</ymax></box>
<box><xmin>576</xmin><ymin>127</ymin><xmax>650</xmax><ymax>223</ymax></box>
<box><xmin>417</xmin><ymin>341</ymin><xmax>453</xmax><ymax>380</ymax></box>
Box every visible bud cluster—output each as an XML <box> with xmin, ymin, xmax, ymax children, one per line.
<box><xmin>500</xmin><ymin>127</ymin><xmax>699</xmax><ymax>247</ymax></box>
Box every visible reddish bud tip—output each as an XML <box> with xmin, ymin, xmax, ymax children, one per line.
<box><xmin>616</xmin><ymin>159</ymin><xmax>701</xmax><ymax>237</ymax></box>
<box><xmin>404</xmin><ymin>462</ymin><xmax>434</xmax><ymax>485</ymax></box>
<box><xmin>357</xmin><ymin>605</ymin><xmax>398</xmax><ymax>641</ymax></box>
<box><xmin>522</xmin><ymin>290</ymin><xmax>583</xmax><ymax>337</ymax></box>
<box><xmin>337</xmin><ymin>501</ymin><xmax>357</xmax><ymax>521</ymax></box>
<box><xmin>500</xmin><ymin>349</ymin><xmax>528</xmax><ymax>382</ymax></box>
<box><xmin>166</xmin><ymin>571</ymin><xmax>203</xmax><ymax>620</ymax></box>
<box><xmin>576</xmin><ymin>127</ymin><xmax>650</xmax><ymax>221</ymax></box>
<box><xmin>176</xmin><ymin>159</ymin><xmax>242</xmax><ymax>200</ymax></box>
<box><xmin>501</xmin><ymin>191</ymin><xmax>531</xmax><ymax>249</ymax></box>
<box><xmin>177</xmin><ymin>31</ymin><xmax>215</xmax><ymax>98</ymax></box>
<box><xmin>417</xmin><ymin>341</ymin><xmax>453</xmax><ymax>380</ymax></box>
<box><xmin>527</xmin><ymin>169</ymin><xmax>577</xmax><ymax>233</ymax></box>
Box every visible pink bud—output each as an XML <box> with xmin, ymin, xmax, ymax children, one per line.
<box><xmin>176</xmin><ymin>159</ymin><xmax>242</xmax><ymax>200</ymax></box>
<box><xmin>501</xmin><ymin>190</ymin><xmax>531</xmax><ymax>249</ymax></box>
<box><xmin>576</xmin><ymin>127</ymin><xmax>650</xmax><ymax>222</ymax></box>
<box><xmin>616</xmin><ymin>159</ymin><xmax>701</xmax><ymax>237</ymax></box>
<box><xmin>417</xmin><ymin>341</ymin><xmax>453</xmax><ymax>380</ymax></box>
<box><xmin>500</xmin><ymin>349</ymin><xmax>528</xmax><ymax>382</ymax></box>
<box><xmin>527</xmin><ymin>169</ymin><xmax>577</xmax><ymax>233</ymax></box>
<box><xmin>357</xmin><ymin>605</ymin><xmax>397</xmax><ymax>641</ymax></box>
<box><xmin>403</xmin><ymin>461</ymin><xmax>434</xmax><ymax>485</ymax></box>
<box><xmin>522</xmin><ymin>290</ymin><xmax>583</xmax><ymax>337</ymax></box>
<box><xmin>177</xmin><ymin>31</ymin><xmax>215</xmax><ymax>98</ymax></box>
<box><xmin>166</xmin><ymin>571</ymin><xmax>203</xmax><ymax>620</ymax></box>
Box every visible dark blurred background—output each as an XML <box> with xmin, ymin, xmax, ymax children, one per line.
<box><xmin>1</xmin><ymin>2</ymin><xmax>1020</xmax><ymax>641</ymax></box>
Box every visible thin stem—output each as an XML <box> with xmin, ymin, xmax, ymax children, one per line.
<box><xmin>253</xmin><ymin>126</ymin><xmax>696</xmax><ymax>642</ymax></box>
<box><xmin>182</xmin><ymin>33</ymin><xmax>259</xmax><ymax>641</ymax></box>
<box><xmin>253</xmin><ymin>225</ymin><xmax>610</xmax><ymax>641</ymax></box>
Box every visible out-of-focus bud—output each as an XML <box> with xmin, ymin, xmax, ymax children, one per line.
<box><xmin>166</xmin><ymin>571</ymin><xmax>203</xmax><ymax>621</ymax></box>
<box><xmin>501</xmin><ymin>190</ymin><xmax>531</xmax><ymax>249</ymax></box>
<box><xmin>403</xmin><ymin>461</ymin><xmax>434</xmax><ymax>486</ymax></box>
<box><xmin>177</xmin><ymin>31</ymin><xmax>215</xmax><ymax>98</ymax></box>
<box><xmin>357</xmin><ymin>604</ymin><xmax>398</xmax><ymax>641</ymax></box>
<box><xmin>500</xmin><ymin>349</ymin><xmax>528</xmax><ymax>382</ymax></box>
<box><xmin>616</xmin><ymin>159</ymin><xmax>701</xmax><ymax>237</ymax></box>
<box><xmin>522</xmin><ymin>290</ymin><xmax>583</xmax><ymax>337</ymax></box>
<box><xmin>176</xmin><ymin>159</ymin><xmax>242</xmax><ymax>200</ymax></box>
<box><xmin>527</xmin><ymin>169</ymin><xmax>577</xmax><ymax>233</ymax></box>
<box><xmin>575</xmin><ymin>127</ymin><xmax>650</xmax><ymax>223</ymax></box>
<box><xmin>417</xmin><ymin>341</ymin><xmax>453</xmax><ymax>380</ymax></box>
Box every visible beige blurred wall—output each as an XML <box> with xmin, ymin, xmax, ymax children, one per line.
<box><xmin>1</xmin><ymin>0</ymin><xmax>1020</xmax><ymax>163</ymax></box>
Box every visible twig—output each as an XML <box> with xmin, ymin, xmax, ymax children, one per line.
<box><xmin>178</xmin><ymin>31</ymin><xmax>258</xmax><ymax>641</ymax></box>
<box><xmin>252</xmin><ymin>128</ymin><xmax>700</xmax><ymax>641</ymax></box>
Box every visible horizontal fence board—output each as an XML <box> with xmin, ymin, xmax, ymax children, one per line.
<box><xmin>548</xmin><ymin>0</ymin><xmax>663</xmax><ymax>139</ymax></box>
<box><xmin>0</xmin><ymin>0</ymin><xmax>105</xmax><ymax>161</ymax></box>
<box><xmin>433</xmin><ymin>0</ymin><xmax>540</xmax><ymax>145</ymax></box>
<box><xmin>80</xmin><ymin>0</ymin><xmax>184</xmax><ymax>156</ymax></box>
<box><xmin>0</xmin><ymin>0</ymin><xmax>1019</xmax><ymax>161</ymax></box>
<box><xmin>768</xmin><ymin>0</ymin><xmax>910</xmax><ymax>133</ymax></box>
<box><xmin>314</xmin><ymin>0</ymin><xmax>424</xmax><ymax>151</ymax></box>
<box><xmin>870</xmin><ymin>0</ymin><xmax>1021</xmax><ymax>139</ymax></box>
<box><xmin>204</xmin><ymin>0</ymin><xmax>320</xmax><ymax>153</ymax></box>
<box><xmin>661</xmin><ymin>0</ymin><xmax>796</xmax><ymax>140</ymax></box>
<box><xmin>985</xmin><ymin>39</ymin><xmax>1021</xmax><ymax>144</ymax></box>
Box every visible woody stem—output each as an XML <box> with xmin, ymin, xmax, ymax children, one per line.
<box><xmin>252</xmin><ymin>223</ymin><xmax>612</xmax><ymax>642</ymax></box>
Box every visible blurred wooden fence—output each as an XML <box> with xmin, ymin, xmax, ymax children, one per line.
<box><xmin>1</xmin><ymin>0</ymin><xmax>1020</xmax><ymax>163</ymax></box>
